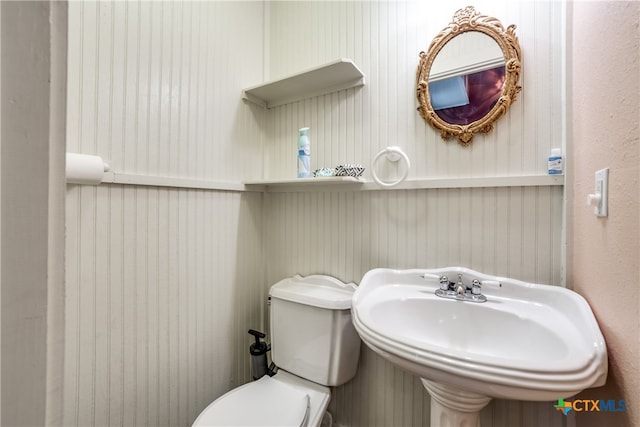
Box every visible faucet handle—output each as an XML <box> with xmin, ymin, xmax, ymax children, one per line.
<box><xmin>421</xmin><ymin>273</ymin><xmax>450</xmax><ymax>291</ymax></box>
<box><xmin>471</xmin><ymin>279</ymin><xmax>482</xmax><ymax>295</ymax></box>
<box><xmin>471</xmin><ymin>279</ymin><xmax>502</xmax><ymax>295</ymax></box>
<box><xmin>439</xmin><ymin>275</ymin><xmax>450</xmax><ymax>290</ymax></box>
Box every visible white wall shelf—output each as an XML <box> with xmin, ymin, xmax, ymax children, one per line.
<box><xmin>244</xmin><ymin>176</ymin><xmax>364</xmax><ymax>192</ymax></box>
<box><xmin>101</xmin><ymin>172</ymin><xmax>258</xmax><ymax>192</ymax></box>
<box><xmin>90</xmin><ymin>172</ymin><xmax>562</xmax><ymax>193</ymax></box>
<box><xmin>245</xmin><ymin>175</ymin><xmax>564</xmax><ymax>192</ymax></box>
<box><xmin>242</xmin><ymin>58</ymin><xmax>365</xmax><ymax>108</ymax></box>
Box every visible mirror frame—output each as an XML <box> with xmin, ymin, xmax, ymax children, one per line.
<box><xmin>416</xmin><ymin>6</ymin><xmax>522</xmax><ymax>146</ymax></box>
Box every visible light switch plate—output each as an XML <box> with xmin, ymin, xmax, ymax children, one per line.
<box><xmin>594</xmin><ymin>168</ymin><xmax>609</xmax><ymax>217</ymax></box>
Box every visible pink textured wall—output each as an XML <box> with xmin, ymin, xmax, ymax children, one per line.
<box><xmin>570</xmin><ymin>1</ymin><xmax>639</xmax><ymax>426</ymax></box>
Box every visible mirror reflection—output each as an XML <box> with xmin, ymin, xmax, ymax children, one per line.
<box><xmin>416</xmin><ymin>6</ymin><xmax>522</xmax><ymax>146</ymax></box>
<box><xmin>428</xmin><ymin>32</ymin><xmax>506</xmax><ymax>125</ymax></box>
<box><xmin>430</xmin><ymin>65</ymin><xmax>506</xmax><ymax>125</ymax></box>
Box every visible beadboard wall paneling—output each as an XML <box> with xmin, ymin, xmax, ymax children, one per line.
<box><xmin>66</xmin><ymin>0</ymin><xmax>266</xmax><ymax>180</ymax></box>
<box><xmin>265</xmin><ymin>1</ymin><xmax>565</xmax><ymax>181</ymax></box>
<box><xmin>65</xmin><ymin>1</ymin><xmax>568</xmax><ymax>427</ymax></box>
<box><xmin>65</xmin><ymin>2</ymin><xmax>266</xmax><ymax>426</ymax></box>
<box><xmin>265</xmin><ymin>2</ymin><xmax>566</xmax><ymax>427</ymax></box>
<box><xmin>265</xmin><ymin>187</ymin><xmax>564</xmax><ymax>427</ymax></box>
<box><xmin>265</xmin><ymin>187</ymin><xmax>563</xmax><ymax>297</ymax></box>
<box><xmin>65</xmin><ymin>186</ymin><xmax>264</xmax><ymax>427</ymax></box>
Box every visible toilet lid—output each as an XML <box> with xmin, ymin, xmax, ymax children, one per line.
<box><xmin>192</xmin><ymin>375</ymin><xmax>310</xmax><ymax>427</ymax></box>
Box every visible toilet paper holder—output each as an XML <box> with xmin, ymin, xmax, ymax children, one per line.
<box><xmin>66</xmin><ymin>153</ymin><xmax>110</xmax><ymax>185</ymax></box>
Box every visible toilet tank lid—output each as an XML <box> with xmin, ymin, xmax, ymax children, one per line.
<box><xmin>269</xmin><ymin>274</ymin><xmax>357</xmax><ymax>310</ymax></box>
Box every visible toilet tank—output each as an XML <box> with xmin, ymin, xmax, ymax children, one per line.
<box><xmin>269</xmin><ymin>275</ymin><xmax>361</xmax><ymax>387</ymax></box>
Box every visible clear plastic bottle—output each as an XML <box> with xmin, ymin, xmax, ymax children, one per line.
<box><xmin>297</xmin><ymin>127</ymin><xmax>310</xmax><ymax>178</ymax></box>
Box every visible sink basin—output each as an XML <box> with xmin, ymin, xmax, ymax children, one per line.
<box><xmin>351</xmin><ymin>267</ymin><xmax>607</xmax><ymax>402</ymax></box>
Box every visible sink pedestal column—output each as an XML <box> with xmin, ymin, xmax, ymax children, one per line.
<box><xmin>421</xmin><ymin>379</ymin><xmax>492</xmax><ymax>427</ymax></box>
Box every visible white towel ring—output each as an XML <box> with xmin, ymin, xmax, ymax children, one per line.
<box><xmin>372</xmin><ymin>146</ymin><xmax>410</xmax><ymax>187</ymax></box>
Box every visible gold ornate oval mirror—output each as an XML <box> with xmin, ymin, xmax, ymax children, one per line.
<box><xmin>416</xmin><ymin>6</ymin><xmax>522</xmax><ymax>146</ymax></box>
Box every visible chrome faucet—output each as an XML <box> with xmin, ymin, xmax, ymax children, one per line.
<box><xmin>431</xmin><ymin>273</ymin><xmax>501</xmax><ymax>303</ymax></box>
<box><xmin>455</xmin><ymin>273</ymin><xmax>466</xmax><ymax>298</ymax></box>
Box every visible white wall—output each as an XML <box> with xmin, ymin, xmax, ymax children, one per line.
<box><xmin>264</xmin><ymin>1</ymin><xmax>566</xmax><ymax>426</ymax></box>
<box><xmin>264</xmin><ymin>0</ymin><xmax>565</xmax><ymax>181</ymax></box>
<box><xmin>1</xmin><ymin>1</ymin><xmax>66</xmax><ymax>426</ymax></box>
<box><xmin>65</xmin><ymin>1</ymin><xmax>569</xmax><ymax>426</ymax></box>
<box><xmin>64</xmin><ymin>2</ymin><xmax>266</xmax><ymax>426</ymax></box>
<box><xmin>570</xmin><ymin>2</ymin><xmax>639</xmax><ymax>426</ymax></box>
<box><xmin>265</xmin><ymin>187</ymin><xmax>563</xmax><ymax>426</ymax></box>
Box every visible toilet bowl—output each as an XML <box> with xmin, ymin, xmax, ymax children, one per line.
<box><xmin>192</xmin><ymin>370</ymin><xmax>330</xmax><ymax>427</ymax></box>
<box><xmin>192</xmin><ymin>275</ymin><xmax>361</xmax><ymax>427</ymax></box>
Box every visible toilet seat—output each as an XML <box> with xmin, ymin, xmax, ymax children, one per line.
<box><xmin>192</xmin><ymin>371</ymin><xmax>330</xmax><ymax>427</ymax></box>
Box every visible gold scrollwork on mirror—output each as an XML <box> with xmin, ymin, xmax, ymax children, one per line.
<box><xmin>416</xmin><ymin>6</ymin><xmax>522</xmax><ymax>146</ymax></box>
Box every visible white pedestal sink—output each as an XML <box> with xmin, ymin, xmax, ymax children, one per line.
<box><xmin>351</xmin><ymin>267</ymin><xmax>608</xmax><ymax>427</ymax></box>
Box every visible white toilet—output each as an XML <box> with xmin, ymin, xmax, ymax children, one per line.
<box><xmin>192</xmin><ymin>274</ymin><xmax>361</xmax><ymax>427</ymax></box>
